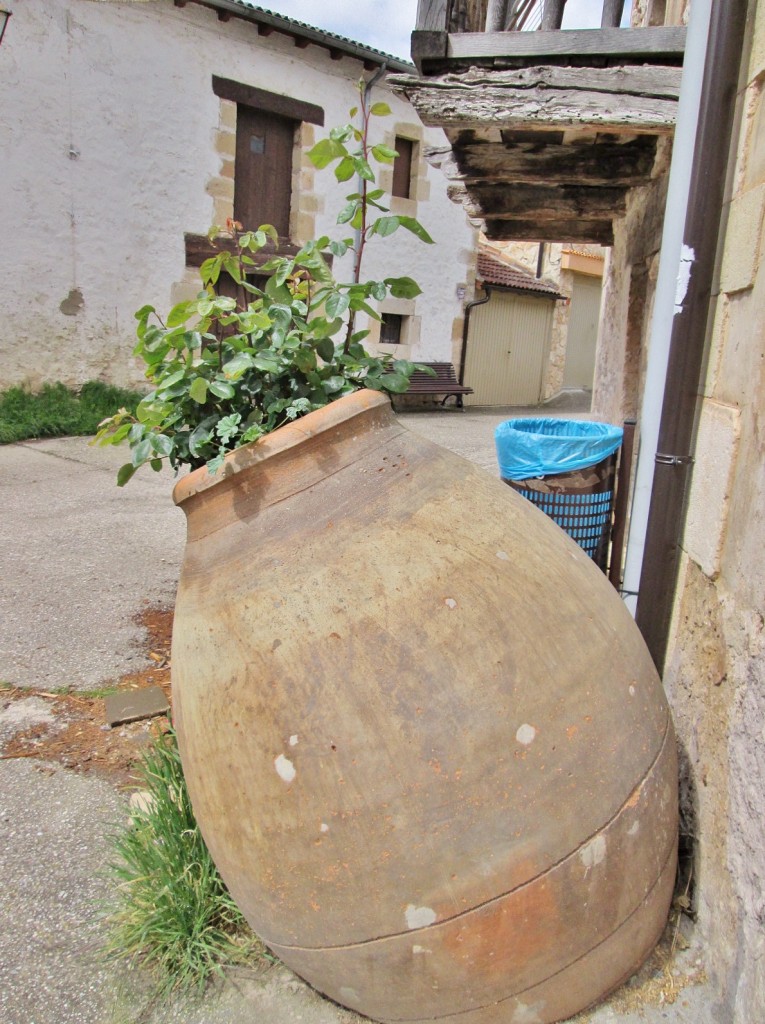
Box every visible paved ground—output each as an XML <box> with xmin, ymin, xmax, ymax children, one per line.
<box><xmin>0</xmin><ymin>393</ymin><xmax>720</xmax><ymax>1024</ymax></box>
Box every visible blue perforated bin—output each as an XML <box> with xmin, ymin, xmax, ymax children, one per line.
<box><xmin>495</xmin><ymin>418</ymin><xmax>623</xmax><ymax>571</ymax></box>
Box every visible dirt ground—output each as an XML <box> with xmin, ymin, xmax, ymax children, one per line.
<box><xmin>0</xmin><ymin>604</ymin><xmax>174</xmax><ymax>786</ymax></box>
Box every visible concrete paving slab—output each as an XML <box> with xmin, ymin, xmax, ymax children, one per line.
<box><xmin>0</xmin><ymin>438</ymin><xmax>185</xmax><ymax>690</ymax></box>
<box><xmin>104</xmin><ymin>686</ymin><xmax>169</xmax><ymax>727</ymax></box>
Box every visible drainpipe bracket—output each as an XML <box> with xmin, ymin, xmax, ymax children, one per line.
<box><xmin>655</xmin><ymin>453</ymin><xmax>694</xmax><ymax>466</ymax></box>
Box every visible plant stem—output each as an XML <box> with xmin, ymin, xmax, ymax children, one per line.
<box><xmin>344</xmin><ymin>91</ymin><xmax>371</xmax><ymax>354</ymax></box>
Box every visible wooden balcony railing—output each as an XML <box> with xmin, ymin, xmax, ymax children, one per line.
<box><xmin>417</xmin><ymin>0</ymin><xmax>628</xmax><ymax>34</ymax></box>
<box><xmin>412</xmin><ymin>1</ymin><xmax>685</xmax><ymax>73</ymax></box>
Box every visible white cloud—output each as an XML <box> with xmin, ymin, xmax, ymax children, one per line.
<box><xmin>260</xmin><ymin>0</ymin><xmax>632</xmax><ymax>61</ymax></box>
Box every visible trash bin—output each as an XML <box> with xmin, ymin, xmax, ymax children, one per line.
<box><xmin>495</xmin><ymin>418</ymin><xmax>624</xmax><ymax>571</ymax></box>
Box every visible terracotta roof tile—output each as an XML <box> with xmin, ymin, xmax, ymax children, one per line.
<box><xmin>477</xmin><ymin>253</ymin><xmax>561</xmax><ymax>297</ymax></box>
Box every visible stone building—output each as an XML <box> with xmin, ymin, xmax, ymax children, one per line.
<box><xmin>0</xmin><ymin>0</ymin><xmax>476</xmax><ymax>389</ymax></box>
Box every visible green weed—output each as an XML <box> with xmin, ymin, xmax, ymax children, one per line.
<box><xmin>104</xmin><ymin>726</ymin><xmax>261</xmax><ymax>994</ymax></box>
<box><xmin>0</xmin><ymin>380</ymin><xmax>144</xmax><ymax>444</ymax></box>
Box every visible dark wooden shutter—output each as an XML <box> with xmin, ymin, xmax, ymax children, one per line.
<box><xmin>380</xmin><ymin>313</ymin><xmax>403</xmax><ymax>345</ymax></box>
<box><xmin>234</xmin><ymin>106</ymin><xmax>294</xmax><ymax>236</ymax></box>
<box><xmin>392</xmin><ymin>137</ymin><xmax>414</xmax><ymax>200</ymax></box>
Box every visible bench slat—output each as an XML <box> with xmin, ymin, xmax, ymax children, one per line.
<box><xmin>399</xmin><ymin>362</ymin><xmax>473</xmax><ymax>407</ymax></box>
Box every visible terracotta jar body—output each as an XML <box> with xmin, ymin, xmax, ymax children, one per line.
<box><xmin>172</xmin><ymin>390</ymin><xmax>677</xmax><ymax>1024</ymax></box>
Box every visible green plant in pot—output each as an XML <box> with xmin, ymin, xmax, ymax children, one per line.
<box><xmin>94</xmin><ymin>91</ymin><xmax>434</xmax><ymax>481</ymax></box>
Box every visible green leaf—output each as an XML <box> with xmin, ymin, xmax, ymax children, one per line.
<box><xmin>352</xmin><ymin>156</ymin><xmax>375</xmax><ymax>182</ymax></box>
<box><xmin>373</xmin><ymin>215</ymin><xmax>400</xmax><ymax>237</ymax></box>
<box><xmin>166</xmin><ymin>300</ymin><xmax>195</xmax><ymax>328</ymax></box>
<box><xmin>265</xmin><ymin>276</ymin><xmax>292</xmax><ymax>303</ymax></box>
<box><xmin>209</xmin><ymin>379</ymin><xmax>236</xmax><ymax>400</ymax></box>
<box><xmin>295</xmin><ymin>347</ymin><xmax>317</xmax><ymax>373</ymax></box>
<box><xmin>150</xmin><ymin>459</ymin><xmax>163</xmax><ymax>472</ymax></box>
<box><xmin>385</xmin><ymin>276</ymin><xmax>422</xmax><ymax>299</ymax></box>
<box><xmin>337</xmin><ymin>201</ymin><xmax>359</xmax><ymax>225</ymax></box>
<box><xmin>379</xmin><ymin>372</ymin><xmax>411</xmax><ymax>393</ymax></box>
<box><xmin>189</xmin><ymin>378</ymin><xmax>209</xmax><ymax>404</ymax></box>
<box><xmin>316</xmin><ymin>337</ymin><xmax>335</xmax><ymax>362</ymax></box>
<box><xmin>216</xmin><ymin>413</ymin><xmax>242</xmax><ymax>443</ymax></box>
<box><xmin>222</xmin><ymin>352</ymin><xmax>254</xmax><ymax>378</ymax></box>
<box><xmin>369</xmin><ymin>101</ymin><xmax>392</xmax><ymax>116</ymax></box>
<box><xmin>132</xmin><ymin>437</ymin><xmax>153</xmax><ymax>467</ymax></box>
<box><xmin>371</xmin><ymin>144</ymin><xmax>398</xmax><ymax>164</ymax></box>
<box><xmin>398</xmin><ymin>216</ymin><xmax>435</xmax><ymax>244</ymax></box>
<box><xmin>370</xmin><ymin>281</ymin><xmax>387</xmax><ymax>301</ymax></box>
<box><xmin>323</xmin><ymin>375</ymin><xmax>347</xmax><ymax>394</ymax></box>
<box><xmin>156</xmin><ymin>369</ymin><xmax>187</xmax><ymax>393</ymax></box>
<box><xmin>308</xmin><ymin>137</ymin><xmax>347</xmax><ymax>169</ymax></box>
<box><xmin>325</xmin><ymin>291</ymin><xmax>350</xmax><ymax>319</ymax></box>
<box><xmin>334</xmin><ymin>156</ymin><xmax>356</xmax><ymax>182</ymax></box>
<box><xmin>117</xmin><ymin>463</ymin><xmax>137</xmax><ymax>487</ymax></box>
<box><xmin>150</xmin><ymin>433</ymin><xmax>174</xmax><ymax>457</ymax></box>
<box><xmin>328</xmin><ymin>240</ymin><xmax>348</xmax><ymax>258</ymax></box>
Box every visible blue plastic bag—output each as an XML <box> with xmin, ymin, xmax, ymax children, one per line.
<box><xmin>495</xmin><ymin>418</ymin><xmax>623</xmax><ymax>481</ymax></box>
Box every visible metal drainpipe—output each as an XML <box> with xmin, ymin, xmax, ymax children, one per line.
<box><xmin>634</xmin><ymin>0</ymin><xmax>750</xmax><ymax>671</ymax></box>
<box><xmin>459</xmin><ymin>285</ymin><xmax>492</xmax><ymax>386</ymax></box>
<box><xmin>621</xmin><ymin>0</ymin><xmax>713</xmax><ymax>619</ymax></box>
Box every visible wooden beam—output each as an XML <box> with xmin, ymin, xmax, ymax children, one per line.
<box><xmin>483</xmin><ymin>218</ymin><xmax>615</xmax><ymax>245</ymax></box>
<box><xmin>541</xmin><ymin>0</ymin><xmax>566</xmax><ymax>31</ymax></box>
<box><xmin>428</xmin><ymin>137</ymin><xmax>658</xmax><ymax>187</ymax></box>
<box><xmin>390</xmin><ymin>65</ymin><xmax>681</xmax><ymax>134</ymax></box>
<box><xmin>411</xmin><ymin>30</ymin><xmax>449</xmax><ymax>70</ymax></box>
<box><xmin>212</xmin><ymin>76</ymin><xmax>324</xmax><ymax>126</ymax></box>
<box><xmin>445</xmin><ymin>26</ymin><xmax>685</xmax><ymax>62</ymax></box>
<box><xmin>416</xmin><ymin>0</ymin><xmax>449</xmax><ymax>30</ymax></box>
<box><xmin>449</xmin><ymin>182</ymin><xmax>628</xmax><ymax>219</ymax></box>
<box><xmin>602</xmin><ymin>0</ymin><xmax>626</xmax><ymax>28</ymax></box>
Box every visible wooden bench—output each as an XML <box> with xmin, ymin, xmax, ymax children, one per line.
<box><xmin>402</xmin><ymin>362</ymin><xmax>474</xmax><ymax>408</ymax></box>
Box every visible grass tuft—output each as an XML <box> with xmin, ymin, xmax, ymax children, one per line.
<box><xmin>104</xmin><ymin>726</ymin><xmax>262</xmax><ymax>994</ymax></box>
<box><xmin>0</xmin><ymin>380</ymin><xmax>144</xmax><ymax>444</ymax></box>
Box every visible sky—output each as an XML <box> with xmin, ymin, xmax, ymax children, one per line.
<box><xmin>258</xmin><ymin>1</ymin><xmax>633</xmax><ymax>61</ymax></box>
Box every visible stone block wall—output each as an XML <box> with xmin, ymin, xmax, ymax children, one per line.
<box><xmin>662</xmin><ymin>3</ymin><xmax>765</xmax><ymax>1017</ymax></box>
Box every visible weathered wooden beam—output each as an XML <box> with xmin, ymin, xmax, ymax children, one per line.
<box><xmin>390</xmin><ymin>65</ymin><xmax>681</xmax><ymax>134</ymax></box>
<box><xmin>445</xmin><ymin>26</ymin><xmax>685</xmax><ymax>61</ymax></box>
<box><xmin>602</xmin><ymin>0</ymin><xmax>626</xmax><ymax>28</ymax></box>
<box><xmin>411</xmin><ymin>31</ymin><xmax>449</xmax><ymax>70</ymax></box>
<box><xmin>416</xmin><ymin>0</ymin><xmax>449</xmax><ymax>30</ymax></box>
<box><xmin>449</xmin><ymin>182</ymin><xmax>627</xmax><ymax>219</ymax></box>
<box><xmin>427</xmin><ymin>137</ymin><xmax>658</xmax><ymax>187</ymax></box>
<box><xmin>541</xmin><ymin>0</ymin><xmax>566</xmax><ymax>31</ymax></box>
<box><xmin>483</xmin><ymin>218</ymin><xmax>615</xmax><ymax>245</ymax></box>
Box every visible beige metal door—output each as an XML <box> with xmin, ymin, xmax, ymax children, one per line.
<box><xmin>563</xmin><ymin>273</ymin><xmax>602</xmax><ymax>389</ymax></box>
<box><xmin>464</xmin><ymin>291</ymin><xmax>554</xmax><ymax>406</ymax></box>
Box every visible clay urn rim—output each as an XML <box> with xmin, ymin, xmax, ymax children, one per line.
<box><xmin>172</xmin><ymin>388</ymin><xmax>392</xmax><ymax>508</ymax></box>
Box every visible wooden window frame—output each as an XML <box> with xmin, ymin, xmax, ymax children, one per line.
<box><xmin>391</xmin><ymin>136</ymin><xmax>415</xmax><ymax>200</ymax></box>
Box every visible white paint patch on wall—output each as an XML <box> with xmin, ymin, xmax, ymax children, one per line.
<box><xmin>405</xmin><ymin>904</ymin><xmax>437</xmax><ymax>929</ymax></box>
<box><xmin>579</xmin><ymin>834</ymin><xmax>607</xmax><ymax>872</ymax></box>
<box><xmin>674</xmin><ymin>244</ymin><xmax>696</xmax><ymax>315</ymax></box>
<box><xmin>516</xmin><ymin>723</ymin><xmax>537</xmax><ymax>746</ymax></box>
<box><xmin>274</xmin><ymin>753</ymin><xmax>296</xmax><ymax>784</ymax></box>
<box><xmin>1</xmin><ymin>0</ymin><xmax>474</xmax><ymax>388</ymax></box>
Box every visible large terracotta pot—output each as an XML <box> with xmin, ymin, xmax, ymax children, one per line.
<box><xmin>171</xmin><ymin>390</ymin><xmax>677</xmax><ymax>1024</ymax></box>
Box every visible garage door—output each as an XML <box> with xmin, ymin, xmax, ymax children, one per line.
<box><xmin>463</xmin><ymin>291</ymin><xmax>555</xmax><ymax>406</ymax></box>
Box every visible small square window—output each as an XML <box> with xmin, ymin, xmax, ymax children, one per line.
<box><xmin>392</xmin><ymin>137</ymin><xmax>414</xmax><ymax>200</ymax></box>
<box><xmin>380</xmin><ymin>313</ymin><xmax>404</xmax><ymax>345</ymax></box>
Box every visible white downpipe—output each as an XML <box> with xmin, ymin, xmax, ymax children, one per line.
<box><xmin>621</xmin><ymin>0</ymin><xmax>713</xmax><ymax>617</ymax></box>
